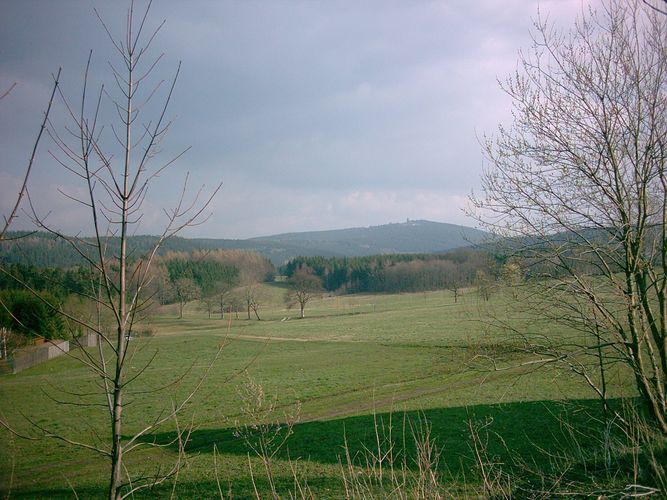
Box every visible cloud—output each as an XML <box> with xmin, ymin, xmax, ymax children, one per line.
<box><xmin>1</xmin><ymin>0</ymin><xmax>599</xmax><ymax>239</ymax></box>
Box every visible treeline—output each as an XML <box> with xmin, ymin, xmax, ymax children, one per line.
<box><xmin>0</xmin><ymin>233</ymin><xmax>88</xmax><ymax>268</ymax></box>
<box><xmin>0</xmin><ymin>263</ymin><xmax>95</xmax><ymax>299</ymax></box>
<box><xmin>154</xmin><ymin>249</ymin><xmax>274</xmax><ymax>304</ymax></box>
<box><xmin>0</xmin><ymin>248</ymin><xmax>275</xmax><ymax>337</ymax></box>
<box><xmin>0</xmin><ymin>232</ymin><xmax>268</xmax><ymax>269</ymax></box>
<box><xmin>162</xmin><ymin>255</ymin><xmax>239</xmax><ymax>298</ymax></box>
<box><xmin>0</xmin><ymin>249</ymin><xmax>274</xmax><ymax>300</ymax></box>
<box><xmin>282</xmin><ymin>249</ymin><xmax>496</xmax><ymax>294</ymax></box>
<box><xmin>0</xmin><ymin>263</ymin><xmax>89</xmax><ymax>344</ymax></box>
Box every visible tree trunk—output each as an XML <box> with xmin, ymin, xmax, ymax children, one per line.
<box><xmin>109</xmin><ymin>376</ymin><xmax>124</xmax><ymax>499</ymax></box>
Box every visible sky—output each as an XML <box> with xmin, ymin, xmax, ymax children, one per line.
<box><xmin>0</xmin><ymin>0</ymin><xmax>595</xmax><ymax>239</ymax></box>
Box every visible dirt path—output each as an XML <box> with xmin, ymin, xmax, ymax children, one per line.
<box><xmin>215</xmin><ymin>333</ymin><xmax>361</xmax><ymax>343</ymax></box>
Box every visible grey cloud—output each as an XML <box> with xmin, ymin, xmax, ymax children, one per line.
<box><xmin>1</xmin><ymin>0</ymin><xmax>597</xmax><ymax>238</ymax></box>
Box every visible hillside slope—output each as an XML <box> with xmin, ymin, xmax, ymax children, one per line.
<box><xmin>245</xmin><ymin>220</ymin><xmax>486</xmax><ymax>263</ymax></box>
<box><xmin>0</xmin><ymin>220</ymin><xmax>487</xmax><ymax>267</ymax></box>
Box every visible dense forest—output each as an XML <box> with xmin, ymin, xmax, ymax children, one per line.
<box><xmin>282</xmin><ymin>248</ymin><xmax>498</xmax><ymax>294</ymax></box>
<box><xmin>0</xmin><ymin>232</ymin><xmax>243</xmax><ymax>269</ymax></box>
<box><xmin>0</xmin><ymin>247</ymin><xmax>276</xmax><ymax>342</ymax></box>
<box><xmin>0</xmin><ymin>263</ymin><xmax>95</xmax><ymax>299</ymax></box>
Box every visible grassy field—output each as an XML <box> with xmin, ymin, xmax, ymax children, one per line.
<box><xmin>0</xmin><ymin>284</ymin><xmax>642</xmax><ymax>497</ymax></box>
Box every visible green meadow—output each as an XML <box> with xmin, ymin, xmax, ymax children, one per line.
<box><xmin>0</xmin><ymin>285</ymin><xmax>641</xmax><ymax>497</ymax></box>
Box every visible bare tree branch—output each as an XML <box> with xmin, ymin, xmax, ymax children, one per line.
<box><xmin>0</xmin><ymin>69</ymin><xmax>61</xmax><ymax>240</ymax></box>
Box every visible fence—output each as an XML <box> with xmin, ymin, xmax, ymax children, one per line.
<box><xmin>11</xmin><ymin>340</ymin><xmax>70</xmax><ymax>374</ymax></box>
<box><xmin>73</xmin><ymin>332</ymin><xmax>98</xmax><ymax>348</ymax></box>
<box><xmin>8</xmin><ymin>336</ymin><xmax>94</xmax><ymax>374</ymax></box>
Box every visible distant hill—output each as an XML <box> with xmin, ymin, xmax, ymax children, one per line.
<box><xmin>0</xmin><ymin>220</ymin><xmax>488</xmax><ymax>267</ymax></box>
<box><xmin>242</xmin><ymin>220</ymin><xmax>487</xmax><ymax>264</ymax></box>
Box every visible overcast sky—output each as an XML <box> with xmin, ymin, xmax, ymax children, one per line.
<box><xmin>0</xmin><ymin>0</ymin><xmax>594</xmax><ymax>239</ymax></box>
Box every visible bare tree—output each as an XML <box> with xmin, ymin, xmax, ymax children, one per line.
<box><xmin>1</xmin><ymin>2</ymin><xmax>221</xmax><ymax>498</ymax></box>
<box><xmin>213</xmin><ymin>281</ymin><xmax>234</xmax><ymax>319</ymax></box>
<box><xmin>201</xmin><ymin>294</ymin><xmax>215</xmax><ymax>319</ymax></box>
<box><xmin>500</xmin><ymin>260</ymin><xmax>522</xmax><ymax>300</ymax></box>
<box><xmin>284</xmin><ymin>266</ymin><xmax>322</xmax><ymax>319</ymax></box>
<box><xmin>174</xmin><ymin>276</ymin><xmax>200</xmax><ymax>319</ymax></box>
<box><xmin>471</xmin><ymin>0</ymin><xmax>667</xmax><ymax>433</ymax></box>
<box><xmin>643</xmin><ymin>0</ymin><xmax>667</xmax><ymax>15</ymax></box>
<box><xmin>474</xmin><ymin>270</ymin><xmax>494</xmax><ymax>302</ymax></box>
<box><xmin>243</xmin><ymin>284</ymin><xmax>262</xmax><ymax>320</ymax></box>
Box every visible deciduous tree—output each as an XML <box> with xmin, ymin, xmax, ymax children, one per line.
<box><xmin>1</xmin><ymin>2</ymin><xmax>221</xmax><ymax>497</ymax></box>
<box><xmin>472</xmin><ymin>0</ymin><xmax>667</xmax><ymax>433</ymax></box>
<box><xmin>243</xmin><ymin>284</ymin><xmax>262</xmax><ymax>320</ymax></box>
<box><xmin>285</xmin><ymin>266</ymin><xmax>323</xmax><ymax>319</ymax></box>
<box><xmin>174</xmin><ymin>277</ymin><xmax>200</xmax><ymax>319</ymax></box>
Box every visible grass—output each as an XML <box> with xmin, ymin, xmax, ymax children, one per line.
<box><xmin>0</xmin><ymin>284</ymin><xmax>644</xmax><ymax>497</ymax></box>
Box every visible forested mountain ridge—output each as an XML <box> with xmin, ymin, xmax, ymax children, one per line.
<box><xmin>0</xmin><ymin>220</ymin><xmax>487</xmax><ymax>267</ymax></box>
<box><xmin>248</xmin><ymin>220</ymin><xmax>487</xmax><ymax>262</ymax></box>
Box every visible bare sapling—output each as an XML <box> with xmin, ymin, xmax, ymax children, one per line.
<box><xmin>0</xmin><ymin>1</ymin><xmax>221</xmax><ymax>498</ymax></box>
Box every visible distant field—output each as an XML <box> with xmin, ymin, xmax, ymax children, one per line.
<box><xmin>0</xmin><ymin>284</ymin><xmax>638</xmax><ymax>497</ymax></box>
